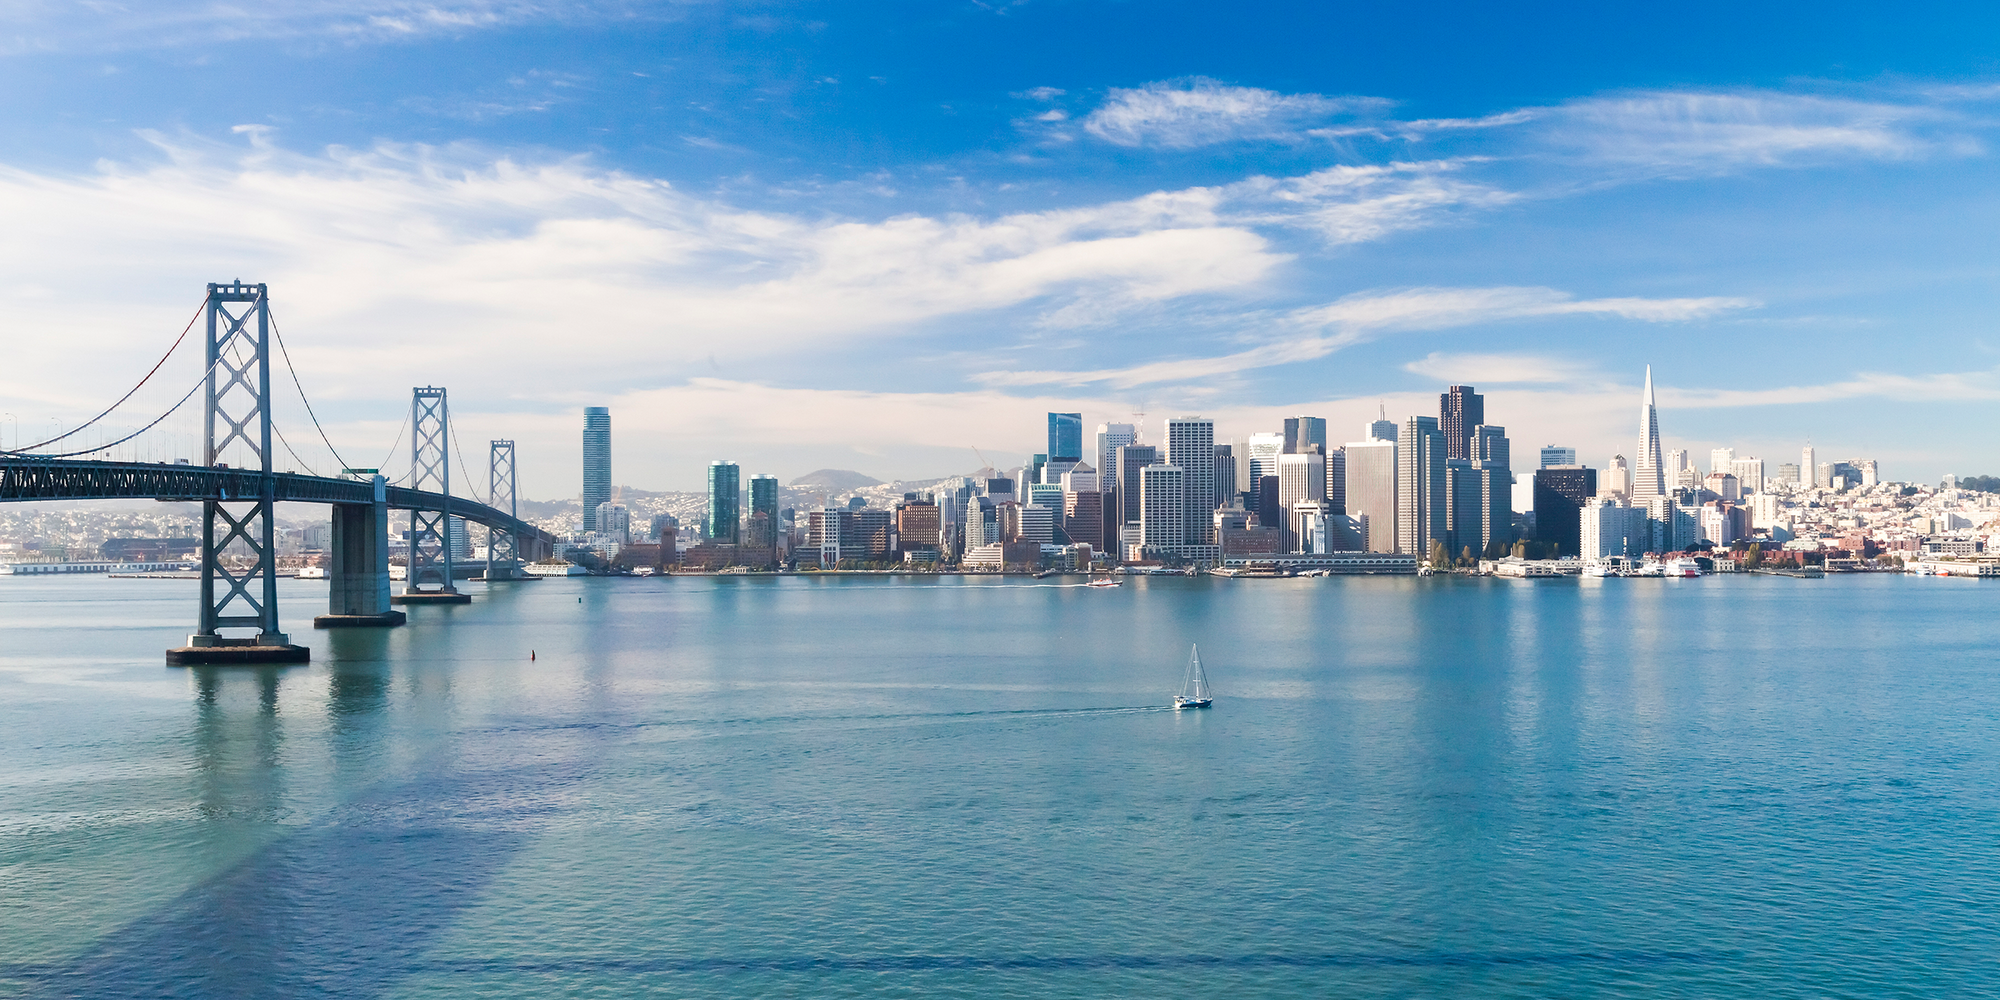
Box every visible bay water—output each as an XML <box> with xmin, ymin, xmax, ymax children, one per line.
<box><xmin>2</xmin><ymin>573</ymin><xmax>1997</xmax><ymax>997</ymax></box>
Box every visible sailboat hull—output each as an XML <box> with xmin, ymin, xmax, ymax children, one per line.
<box><xmin>1173</xmin><ymin>697</ymin><xmax>1212</xmax><ymax>710</ymax></box>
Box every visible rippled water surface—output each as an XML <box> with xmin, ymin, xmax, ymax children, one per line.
<box><xmin>2</xmin><ymin>573</ymin><xmax>1998</xmax><ymax>998</ymax></box>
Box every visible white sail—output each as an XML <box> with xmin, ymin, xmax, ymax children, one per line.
<box><xmin>1177</xmin><ymin>644</ymin><xmax>1211</xmax><ymax>706</ymax></box>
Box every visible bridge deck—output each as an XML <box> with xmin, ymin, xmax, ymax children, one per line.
<box><xmin>1</xmin><ymin>458</ymin><xmax>555</xmax><ymax>547</ymax></box>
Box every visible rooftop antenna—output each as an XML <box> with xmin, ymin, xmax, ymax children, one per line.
<box><xmin>1132</xmin><ymin>400</ymin><xmax>1149</xmax><ymax>442</ymax></box>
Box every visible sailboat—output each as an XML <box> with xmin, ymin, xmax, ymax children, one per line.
<box><xmin>1174</xmin><ymin>644</ymin><xmax>1213</xmax><ymax>710</ymax></box>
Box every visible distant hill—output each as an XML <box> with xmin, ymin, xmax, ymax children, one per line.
<box><xmin>789</xmin><ymin>469</ymin><xmax>883</xmax><ymax>492</ymax></box>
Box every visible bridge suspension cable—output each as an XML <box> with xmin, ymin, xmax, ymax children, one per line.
<box><xmin>14</xmin><ymin>346</ymin><xmax>230</xmax><ymax>460</ymax></box>
<box><xmin>1</xmin><ymin>297</ymin><xmax>206</xmax><ymax>455</ymax></box>
<box><xmin>267</xmin><ymin>307</ymin><xmax>356</xmax><ymax>476</ymax></box>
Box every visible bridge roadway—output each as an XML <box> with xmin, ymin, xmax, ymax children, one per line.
<box><xmin>0</xmin><ymin>457</ymin><xmax>556</xmax><ymax>550</ymax></box>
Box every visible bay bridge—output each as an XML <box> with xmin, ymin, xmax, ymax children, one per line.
<box><xmin>0</xmin><ymin>281</ymin><xmax>560</xmax><ymax>665</ymax></box>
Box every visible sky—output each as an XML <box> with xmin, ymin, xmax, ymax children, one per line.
<box><xmin>4</xmin><ymin>0</ymin><xmax>2000</xmax><ymax>501</ymax></box>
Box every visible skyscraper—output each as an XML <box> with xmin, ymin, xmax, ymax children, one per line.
<box><xmin>1445</xmin><ymin>460</ymin><xmax>1482</xmax><ymax>559</ymax></box>
<box><xmin>1604</xmin><ymin>454</ymin><xmax>1631</xmax><ymax>496</ymax></box>
<box><xmin>1326</xmin><ymin>446</ymin><xmax>1347</xmax><ymax>512</ymax></box>
<box><xmin>1539</xmin><ymin>446</ymin><xmax>1576</xmax><ymax>469</ymax></box>
<box><xmin>1046</xmin><ymin>412</ymin><xmax>1083</xmax><ymax>463</ymax></box>
<box><xmin>1096</xmin><ymin>423</ymin><xmax>1135</xmax><ymax>500</ymax></box>
<box><xmin>1802</xmin><ymin>443</ymin><xmax>1817</xmax><ymax>488</ymax></box>
<box><xmin>1709</xmin><ymin>447</ymin><xmax>1735</xmax><ymax>477</ymax></box>
<box><xmin>1397</xmin><ymin>416</ymin><xmax>1447</xmax><ymax>557</ymax></box>
<box><xmin>749</xmin><ymin>474</ymin><xmax>779</xmax><ymax>551</ymax></box>
<box><xmin>1283</xmin><ymin>416</ymin><xmax>1327</xmax><ymax>456</ymax></box>
<box><xmin>1277</xmin><ymin>451</ymin><xmax>1327</xmax><ymax>551</ymax></box>
<box><xmin>1730</xmin><ymin>457</ymin><xmax>1765</xmax><ymax>494</ymax></box>
<box><xmin>707</xmin><ymin>461</ymin><xmax>741</xmax><ymax>544</ymax></box>
<box><xmin>1533</xmin><ymin>466</ymin><xmax>1597</xmax><ymax>556</ymax></box>
<box><xmin>1116</xmin><ymin>444</ymin><xmax>1158</xmax><ymax>525</ymax></box>
<box><xmin>1345</xmin><ymin>438</ymin><xmax>1396</xmax><ymax>553</ymax></box>
<box><xmin>1139</xmin><ymin>463</ymin><xmax>1186</xmax><ymax>555</ymax></box>
<box><xmin>1213</xmin><ymin>445</ymin><xmax>1237</xmax><ymax>510</ymax></box>
<box><xmin>1366</xmin><ymin>404</ymin><xmax>1397</xmax><ymax>443</ymax></box>
<box><xmin>582</xmin><ymin>406</ymin><xmax>611</xmax><ymax>532</ymax></box>
<box><xmin>1472</xmin><ymin>424</ymin><xmax>1513</xmax><ymax>557</ymax></box>
<box><xmin>1247</xmin><ymin>432</ymin><xmax>1284</xmax><ymax>496</ymax></box>
<box><xmin>1165</xmin><ymin>417</ymin><xmax>1215</xmax><ymax>545</ymax></box>
<box><xmin>1631</xmin><ymin>366</ymin><xmax>1665</xmax><ymax>507</ymax></box>
<box><xmin>1439</xmin><ymin>386</ymin><xmax>1484</xmax><ymax>461</ymax></box>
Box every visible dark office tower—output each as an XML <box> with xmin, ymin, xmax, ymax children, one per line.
<box><xmin>582</xmin><ymin>406</ymin><xmax>611</xmax><ymax>532</ymax></box>
<box><xmin>1257</xmin><ymin>475</ymin><xmax>1282</xmax><ymax>533</ymax></box>
<box><xmin>1046</xmin><ymin>412</ymin><xmax>1084</xmax><ymax>463</ymax></box>
<box><xmin>1283</xmin><ymin>416</ymin><xmax>1327</xmax><ymax>456</ymax></box>
<box><xmin>1213</xmin><ymin>445</ymin><xmax>1237</xmax><ymax>510</ymax></box>
<box><xmin>1532</xmin><ymin>466</ymin><xmax>1598</xmax><ymax>557</ymax></box>
<box><xmin>1439</xmin><ymin>385</ymin><xmax>1484</xmax><ymax>461</ymax></box>
<box><xmin>1445</xmin><ymin>460</ymin><xmax>1483</xmax><ymax>559</ymax></box>
<box><xmin>1327</xmin><ymin>446</ymin><xmax>1347</xmax><ymax>513</ymax></box>
<box><xmin>749</xmin><ymin>474</ymin><xmax>779</xmax><ymax>550</ymax></box>
<box><xmin>707</xmin><ymin>461</ymin><xmax>741</xmax><ymax>544</ymax></box>
<box><xmin>1117</xmin><ymin>444</ymin><xmax>1159</xmax><ymax>524</ymax></box>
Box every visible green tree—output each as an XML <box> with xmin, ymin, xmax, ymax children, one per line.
<box><xmin>1429</xmin><ymin>539</ymin><xmax>1449</xmax><ymax>568</ymax></box>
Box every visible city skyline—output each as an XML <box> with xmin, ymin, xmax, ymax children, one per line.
<box><xmin>4</xmin><ymin>5</ymin><xmax>2000</xmax><ymax>494</ymax></box>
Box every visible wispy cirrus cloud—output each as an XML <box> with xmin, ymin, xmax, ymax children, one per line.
<box><xmin>1402</xmin><ymin>352</ymin><xmax>1601</xmax><ymax>384</ymax></box>
<box><xmin>1534</xmin><ymin>90</ymin><xmax>1967</xmax><ymax>174</ymax></box>
<box><xmin>975</xmin><ymin>286</ymin><xmax>1755</xmax><ymax>390</ymax></box>
<box><xmin>0</xmin><ymin>0</ymin><xmax>662</xmax><ymax>53</ymax></box>
<box><xmin>1083</xmin><ymin>78</ymin><xmax>1390</xmax><ymax>149</ymax></box>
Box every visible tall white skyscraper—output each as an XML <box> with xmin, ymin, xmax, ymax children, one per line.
<box><xmin>1139</xmin><ymin>464</ymin><xmax>1185</xmax><ymax>554</ymax></box>
<box><xmin>1632</xmin><ymin>366</ymin><xmax>1665</xmax><ymax>506</ymax></box>
<box><xmin>1802</xmin><ymin>444</ymin><xmax>1817</xmax><ymax>488</ymax></box>
<box><xmin>1709</xmin><ymin>447</ymin><xmax>1735</xmax><ymax>477</ymax></box>
<box><xmin>1397</xmin><ymin>416</ymin><xmax>1447</xmax><ymax>557</ymax></box>
<box><xmin>1095</xmin><ymin>423</ymin><xmax>1135</xmax><ymax>498</ymax></box>
<box><xmin>1345</xmin><ymin>439</ymin><xmax>1397</xmax><ymax>553</ymax></box>
<box><xmin>1166</xmin><ymin>417</ymin><xmax>1216</xmax><ymax>545</ymax></box>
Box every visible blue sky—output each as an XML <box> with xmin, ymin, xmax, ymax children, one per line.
<box><xmin>4</xmin><ymin>1</ymin><xmax>2000</xmax><ymax>498</ymax></box>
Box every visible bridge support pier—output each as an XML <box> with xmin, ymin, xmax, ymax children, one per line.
<box><xmin>314</xmin><ymin>476</ymin><xmax>406</xmax><ymax>628</ymax></box>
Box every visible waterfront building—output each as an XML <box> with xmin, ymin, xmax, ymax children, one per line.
<box><xmin>1730</xmin><ymin>457</ymin><xmax>1765</xmax><ymax>494</ymax></box>
<box><xmin>1539</xmin><ymin>445</ymin><xmax>1576</xmax><ymax>469</ymax></box>
<box><xmin>1533</xmin><ymin>466</ymin><xmax>1597</xmax><ymax>556</ymax></box>
<box><xmin>707</xmin><ymin>461</ymin><xmax>741</xmax><ymax>544</ymax></box>
<box><xmin>582</xmin><ymin>406</ymin><xmax>611</xmax><ymax>532</ymax></box>
<box><xmin>597</xmin><ymin>504</ymin><xmax>631</xmax><ymax>546</ymax></box>
<box><xmin>1063</xmin><ymin>488</ymin><xmax>1104</xmax><ymax>551</ymax></box>
<box><xmin>749</xmin><ymin>475</ymin><xmax>779</xmax><ymax>551</ymax></box>
<box><xmin>1439</xmin><ymin>386</ymin><xmax>1484</xmax><ymax>461</ymax></box>
<box><xmin>1345</xmin><ymin>438</ymin><xmax>1397</xmax><ymax>553</ymax></box>
<box><xmin>1445</xmin><ymin>460</ymin><xmax>1483</xmax><ymax>560</ymax></box>
<box><xmin>1278</xmin><ymin>452</ymin><xmax>1327</xmax><ymax>551</ymax></box>
<box><xmin>1632</xmin><ymin>366</ymin><xmax>1666</xmax><ymax>508</ymax></box>
<box><xmin>1580</xmin><ymin>496</ymin><xmax>1643</xmax><ymax>559</ymax></box>
<box><xmin>1116</xmin><ymin>445</ymin><xmax>1159</xmax><ymax>526</ymax></box>
<box><xmin>1139</xmin><ymin>463</ymin><xmax>1186</xmax><ymax>556</ymax></box>
<box><xmin>896</xmin><ymin>500</ymin><xmax>941</xmax><ymax>552</ymax></box>
<box><xmin>1166</xmin><ymin>417</ymin><xmax>1216</xmax><ymax>545</ymax></box>
<box><xmin>1047</xmin><ymin>412</ymin><xmax>1083</xmax><ymax>464</ymax></box>
<box><xmin>1283</xmin><ymin>416</ymin><xmax>1328</xmax><ymax>456</ymax></box>
<box><xmin>1397</xmin><ymin>416</ymin><xmax>1447</xmax><ymax>558</ymax></box>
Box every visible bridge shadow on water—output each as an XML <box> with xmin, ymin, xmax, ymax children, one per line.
<box><xmin>2</xmin><ymin>655</ymin><xmax>571</xmax><ymax>1000</ymax></box>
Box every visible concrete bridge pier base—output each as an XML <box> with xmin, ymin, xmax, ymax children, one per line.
<box><xmin>314</xmin><ymin>480</ymin><xmax>406</xmax><ymax>629</ymax></box>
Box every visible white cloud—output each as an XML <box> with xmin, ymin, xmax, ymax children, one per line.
<box><xmin>1083</xmin><ymin>78</ymin><xmax>1388</xmax><ymax>149</ymax></box>
<box><xmin>1534</xmin><ymin>90</ymin><xmax>1961</xmax><ymax>174</ymax></box>
<box><xmin>0</xmin><ymin>0</ymin><xmax>647</xmax><ymax>52</ymax></box>
<box><xmin>974</xmin><ymin>286</ymin><xmax>1755</xmax><ymax>389</ymax></box>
